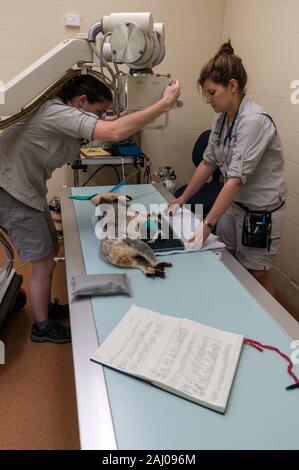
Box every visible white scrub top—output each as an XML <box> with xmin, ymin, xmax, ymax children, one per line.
<box><xmin>203</xmin><ymin>95</ymin><xmax>286</xmax><ymax>209</ymax></box>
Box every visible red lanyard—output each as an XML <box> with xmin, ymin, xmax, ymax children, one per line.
<box><xmin>244</xmin><ymin>338</ymin><xmax>299</xmax><ymax>390</ymax></box>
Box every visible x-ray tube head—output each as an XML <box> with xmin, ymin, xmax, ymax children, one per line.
<box><xmin>0</xmin><ymin>12</ymin><xmax>170</xmax><ymax>125</ymax></box>
<box><xmin>100</xmin><ymin>12</ymin><xmax>166</xmax><ymax>71</ymax></box>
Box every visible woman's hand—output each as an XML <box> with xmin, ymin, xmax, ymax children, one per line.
<box><xmin>165</xmin><ymin>195</ymin><xmax>186</xmax><ymax>215</ymax></box>
<box><xmin>186</xmin><ymin>222</ymin><xmax>211</xmax><ymax>250</ymax></box>
<box><xmin>161</xmin><ymin>80</ymin><xmax>181</xmax><ymax>111</ymax></box>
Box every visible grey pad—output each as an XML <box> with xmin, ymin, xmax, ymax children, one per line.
<box><xmin>71</xmin><ymin>273</ymin><xmax>131</xmax><ymax>297</ymax></box>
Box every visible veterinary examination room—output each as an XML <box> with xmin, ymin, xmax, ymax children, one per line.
<box><xmin>0</xmin><ymin>0</ymin><xmax>299</xmax><ymax>457</ymax></box>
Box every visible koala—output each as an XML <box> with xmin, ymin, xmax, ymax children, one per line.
<box><xmin>91</xmin><ymin>192</ymin><xmax>172</xmax><ymax>278</ymax></box>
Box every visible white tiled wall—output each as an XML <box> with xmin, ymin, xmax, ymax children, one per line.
<box><xmin>223</xmin><ymin>0</ymin><xmax>299</xmax><ymax>315</ymax></box>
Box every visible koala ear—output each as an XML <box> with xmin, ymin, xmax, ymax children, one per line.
<box><xmin>91</xmin><ymin>192</ymin><xmax>115</xmax><ymax>206</ymax></box>
<box><xmin>91</xmin><ymin>192</ymin><xmax>131</xmax><ymax>206</ymax></box>
<box><xmin>91</xmin><ymin>194</ymin><xmax>102</xmax><ymax>206</ymax></box>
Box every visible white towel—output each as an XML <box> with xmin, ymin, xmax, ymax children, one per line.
<box><xmin>155</xmin><ymin>207</ymin><xmax>225</xmax><ymax>256</ymax></box>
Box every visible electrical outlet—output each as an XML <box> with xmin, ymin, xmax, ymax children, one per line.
<box><xmin>65</xmin><ymin>14</ymin><xmax>81</xmax><ymax>27</ymax></box>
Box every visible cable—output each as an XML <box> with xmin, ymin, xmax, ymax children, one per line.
<box><xmin>245</xmin><ymin>338</ymin><xmax>299</xmax><ymax>390</ymax></box>
<box><xmin>121</xmin><ymin>157</ymin><xmax>126</xmax><ymax>181</ymax></box>
<box><xmin>0</xmin><ymin>68</ymin><xmax>78</xmax><ymax>130</ymax></box>
<box><xmin>14</xmin><ymin>261</ymin><xmax>30</xmax><ymax>271</ymax></box>
<box><xmin>111</xmin><ymin>165</ymin><xmax>120</xmax><ymax>183</ymax></box>
<box><xmin>0</xmin><ymin>67</ymin><xmax>114</xmax><ymax>131</ymax></box>
<box><xmin>81</xmin><ymin>165</ymin><xmax>106</xmax><ymax>187</ymax></box>
<box><xmin>91</xmin><ymin>38</ymin><xmax>116</xmax><ymax>88</ymax></box>
<box><xmin>144</xmin><ymin>159</ymin><xmax>151</xmax><ymax>184</ymax></box>
<box><xmin>0</xmin><ymin>229</ymin><xmax>14</xmax><ymax>290</ymax></box>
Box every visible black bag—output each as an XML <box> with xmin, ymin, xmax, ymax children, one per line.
<box><xmin>242</xmin><ymin>210</ymin><xmax>272</xmax><ymax>249</ymax></box>
<box><xmin>234</xmin><ymin>201</ymin><xmax>285</xmax><ymax>250</ymax></box>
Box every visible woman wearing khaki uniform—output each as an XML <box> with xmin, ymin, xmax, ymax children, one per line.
<box><xmin>0</xmin><ymin>75</ymin><xmax>181</xmax><ymax>343</ymax></box>
<box><xmin>170</xmin><ymin>42</ymin><xmax>286</xmax><ymax>295</ymax></box>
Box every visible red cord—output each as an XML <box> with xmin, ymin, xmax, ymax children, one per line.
<box><xmin>244</xmin><ymin>338</ymin><xmax>299</xmax><ymax>388</ymax></box>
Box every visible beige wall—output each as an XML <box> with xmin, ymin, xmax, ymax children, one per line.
<box><xmin>0</xmin><ymin>0</ymin><xmax>225</xmax><ymax>195</ymax></box>
<box><xmin>223</xmin><ymin>0</ymin><xmax>299</xmax><ymax>314</ymax></box>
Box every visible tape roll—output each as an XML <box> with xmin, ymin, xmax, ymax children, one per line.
<box><xmin>213</xmin><ymin>251</ymin><xmax>223</xmax><ymax>261</ymax></box>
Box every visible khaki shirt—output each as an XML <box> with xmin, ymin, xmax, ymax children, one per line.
<box><xmin>0</xmin><ymin>98</ymin><xmax>98</xmax><ymax>211</ymax></box>
<box><xmin>203</xmin><ymin>95</ymin><xmax>287</xmax><ymax>209</ymax></box>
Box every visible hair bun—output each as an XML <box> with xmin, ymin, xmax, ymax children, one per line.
<box><xmin>218</xmin><ymin>40</ymin><xmax>234</xmax><ymax>56</ymax></box>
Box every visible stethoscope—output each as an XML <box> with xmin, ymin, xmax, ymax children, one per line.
<box><xmin>215</xmin><ymin>109</ymin><xmax>277</xmax><ymax>148</ymax></box>
<box><xmin>213</xmin><ymin>107</ymin><xmax>241</xmax><ymax>178</ymax></box>
<box><xmin>215</xmin><ymin>108</ymin><xmax>240</xmax><ymax>147</ymax></box>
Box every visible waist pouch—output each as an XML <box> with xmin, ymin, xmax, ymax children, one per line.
<box><xmin>234</xmin><ymin>201</ymin><xmax>285</xmax><ymax>250</ymax></box>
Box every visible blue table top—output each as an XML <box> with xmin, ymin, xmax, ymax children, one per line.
<box><xmin>71</xmin><ymin>184</ymin><xmax>299</xmax><ymax>450</ymax></box>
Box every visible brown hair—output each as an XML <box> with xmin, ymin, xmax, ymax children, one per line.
<box><xmin>57</xmin><ymin>74</ymin><xmax>113</xmax><ymax>104</ymax></box>
<box><xmin>198</xmin><ymin>40</ymin><xmax>247</xmax><ymax>94</ymax></box>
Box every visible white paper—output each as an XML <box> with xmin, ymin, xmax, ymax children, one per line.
<box><xmin>152</xmin><ymin>318</ymin><xmax>243</xmax><ymax>409</ymax></box>
<box><xmin>92</xmin><ymin>305</ymin><xmax>179</xmax><ymax>378</ymax></box>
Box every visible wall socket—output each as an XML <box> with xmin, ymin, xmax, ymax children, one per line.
<box><xmin>65</xmin><ymin>14</ymin><xmax>81</xmax><ymax>27</ymax></box>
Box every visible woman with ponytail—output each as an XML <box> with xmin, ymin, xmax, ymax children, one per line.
<box><xmin>170</xmin><ymin>41</ymin><xmax>286</xmax><ymax>295</ymax></box>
